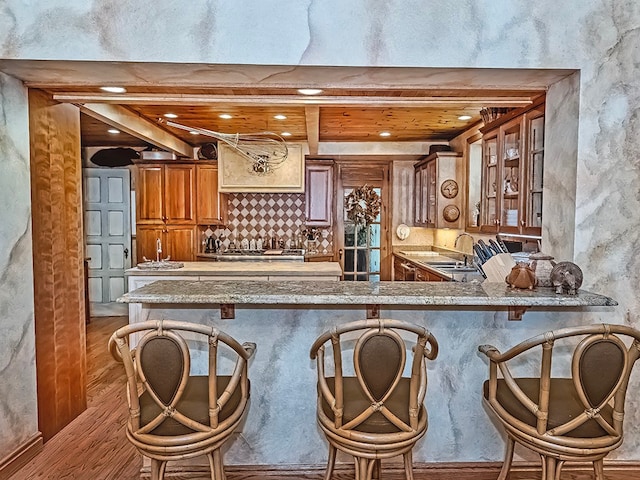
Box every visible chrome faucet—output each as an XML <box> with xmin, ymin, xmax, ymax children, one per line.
<box><xmin>156</xmin><ymin>237</ymin><xmax>162</xmax><ymax>262</ymax></box>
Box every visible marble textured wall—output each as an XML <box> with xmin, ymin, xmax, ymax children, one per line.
<box><xmin>0</xmin><ymin>73</ymin><xmax>38</xmax><ymax>458</ymax></box>
<box><xmin>143</xmin><ymin>304</ymin><xmax>588</xmax><ymax>465</ymax></box>
<box><xmin>1</xmin><ymin>0</ymin><xmax>640</xmax><ymax>464</ymax></box>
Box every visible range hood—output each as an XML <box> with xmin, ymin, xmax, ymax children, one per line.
<box><xmin>218</xmin><ymin>143</ymin><xmax>305</xmax><ymax>193</ymax></box>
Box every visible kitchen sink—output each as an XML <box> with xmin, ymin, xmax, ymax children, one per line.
<box><xmin>423</xmin><ymin>261</ymin><xmax>459</xmax><ymax>266</ymax></box>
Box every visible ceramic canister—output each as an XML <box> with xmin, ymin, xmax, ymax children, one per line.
<box><xmin>529</xmin><ymin>252</ymin><xmax>556</xmax><ymax>287</ymax></box>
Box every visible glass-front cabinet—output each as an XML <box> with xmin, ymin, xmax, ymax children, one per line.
<box><xmin>525</xmin><ymin>105</ymin><xmax>545</xmax><ymax>234</ymax></box>
<box><xmin>479</xmin><ymin>97</ymin><xmax>545</xmax><ymax>235</ymax></box>
<box><xmin>481</xmin><ymin>133</ymin><xmax>498</xmax><ymax>229</ymax></box>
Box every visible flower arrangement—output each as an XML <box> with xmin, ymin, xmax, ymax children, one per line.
<box><xmin>345</xmin><ymin>185</ymin><xmax>381</xmax><ymax>227</ymax></box>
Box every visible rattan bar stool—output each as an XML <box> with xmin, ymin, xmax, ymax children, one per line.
<box><xmin>109</xmin><ymin>320</ymin><xmax>256</xmax><ymax>480</ymax></box>
<box><xmin>310</xmin><ymin>319</ymin><xmax>438</xmax><ymax>480</ymax></box>
<box><xmin>479</xmin><ymin>323</ymin><xmax>640</xmax><ymax>480</ymax></box>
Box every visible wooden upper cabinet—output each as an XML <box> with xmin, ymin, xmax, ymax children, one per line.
<box><xmin>136</xmin><ymin>225</ymin><xmax>196</xmax><ymax>262</ymax></box>
<box><xmin>479</xmin><ymin>97</ymin><xmax>545</xmax><ymax>235</ymax></box>
<box><xmin>164</xmin><ymin>225</ymin><xmax>197</xmax><ymax>261</ymax></box>
<box><xmin>196</xmin><ymin>164</ymin><xmax>227</xmax><ymax>225</ymax></box>
<box><xmin>305</xmin><ymin>160</ymin><xmax>334</xmax><ymax>226</ymax></box>
<box><xmin>136</xmin><ymin>225</ymin><xmax>165</xmax><ymax>261</ymax></box>
<box><xmin>137</xmin><ymin>163</ymin><xmax>195</xmax><ymax>225</ymax></box>
<box><xmin>136</xmin><ymin>165</ymin><xmax>164</xmax><ymax>224</ymax></box>
<box><xmin>136</xmin><ymin>163</ymin><xmax>196</xmax><ymax>261</ymax></box>
<box><xmin>164</xmin><ymin>164</ymin><xmax>195</xmax><ymax>224</ymax></box>
<box><xmin>414</xmin><ymin>152</ymin><xmax>463</xmax><ymax>229</ymax></box>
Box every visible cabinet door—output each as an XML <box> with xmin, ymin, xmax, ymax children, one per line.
<box><xmin>164</xmin><ymin>164</ymin><xmax>195</xmax><ymax>224</ymax></box>
<box><xmin>137</xmin><ymin>165</ymin><xmax>164</xmax><ymax>224</ymax></box>
<box><xmin>196</xmin><ymin>164</ymin><xmax>227</xmax><ymax>225</ymax></box>
<box><xmin>523</xmin><ymin>109</ymin><xmax>544</xmax><ymax>235</ymax></box>
<box><xmin>393</xmin><ymin>258</ymin><xmax>402</xmax><ymax>280</ymax></box>
<box><xmin>426</xmin><ymin>161</ymin><xmax>437</xmax><ymax>227</ymax></box>
<box><xmin>305</xmin><ymin>162</ymin><xmax>333</xmax><ymax>226</ymax></box>
<box><xmin>413</xmin><ymin>167</ymin><xmax>423</xmax><ymax>225</ymax></box>
<box><xmin>498</xmin><ymin>117</ymin><xmax>523</xmax><ymax>234</ymax></box>
<box><xmin>480</xmin><ymin>135</ymin><xmax>499</xmax><ymax>232</ymax></box>
<box><xmin>415</xmin><ymin>268</ymin><xmax>428</xmax><ymax>282</ymax></box>
<box><xmin>136</xmin><ymin>226</ymin><xmax>165</xmax><ymax>262</ymax></box>
<box><xmin>165</xmin><ymin>225</ymin><xmax>196</xmax><ymax>261</ymax></box>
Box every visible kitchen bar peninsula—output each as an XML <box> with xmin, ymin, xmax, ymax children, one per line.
<box><xmin>126</xmin><ymin>261</ymin><xmax>343</xmax><ymax>323</ymax></box>
<box><xmin>117</xmin><ymin>279</ymin><xmax>618</xmax><ymax>471</ymax></box>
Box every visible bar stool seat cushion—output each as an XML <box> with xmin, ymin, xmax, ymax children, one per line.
<box><xmin>322</xmin><ymin>377</ymin><xmax>422</xmax><ymax>434</ymax></box>
<box><xmin>139</xmin><ymin>376</ymin><xmax>243</xmax><ymax>436</ymax></box>
<box><xmin>483</xmin><ymin>378</ymin><xmax>613</xmax><ymax>439</ymax></box>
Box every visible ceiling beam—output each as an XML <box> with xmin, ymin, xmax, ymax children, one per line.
<box><xmin>79</xmin><ymin>103</ymin><xmax>193</xmax><ymax>157</ymax></box>
<box><xmin>55</xmin><ymin>93</ymin><xmax>534</xmax><ymax>108</ymax></box>
<box><xmin>305</xmin><ymin>106</ymin><xmax>320</xmax><ymax>155</ymax></box>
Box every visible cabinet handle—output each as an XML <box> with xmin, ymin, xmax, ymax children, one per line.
<box><xmin>338</xmin><ymin>249</ymin><xmax>343</xmax><ymax>260</ymax></box>
<box><xmin>520</xmin><ymin>220</ymin><xmax>525</xmax><ymax>226</ymax></box>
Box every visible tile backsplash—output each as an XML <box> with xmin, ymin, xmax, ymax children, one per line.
<box><xmin>204</xmin><ymin>193</ymin><xmax>333</xmax><ymax>252</ymax></box>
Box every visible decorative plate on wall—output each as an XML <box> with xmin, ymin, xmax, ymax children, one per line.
<box><xmin>396</xmin><ymin>223</ymin><xmax>411</xmax><ymax>240</ymax></box>
<box><xmin>440</xmin><ymin>179</ymin><xmax>459</xmax><ymax>199</ymax></box>
<box><xmin>443</xmin><ymin>204</ymin><xmax>460</xmax><ymax>222</ymax></box>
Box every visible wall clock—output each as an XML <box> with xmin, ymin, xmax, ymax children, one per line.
<box><xmin>440</xmin><ymin>179</ymin><xmax>459</xmax><ymax>199</ymax></box>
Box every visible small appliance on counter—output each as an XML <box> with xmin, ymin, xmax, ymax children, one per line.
<box><xmin>204</xmin><ymin>236</ymin><xmax>221</xmax><ymax>253</ymax></box>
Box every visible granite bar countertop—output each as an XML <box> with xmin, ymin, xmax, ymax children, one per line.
<box><xmin>126</xmin><ymin>261</ymin><xmax>343</xmax><ymax>277</ymax></box>
<box><xmin>118</xmin><ymin>279</ymin><xmax>617</xmax><ymax>308</ymax></box>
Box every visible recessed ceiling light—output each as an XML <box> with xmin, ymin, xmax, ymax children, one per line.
<box><xmin>100</xmin><ymin>86</ymin><xmax>126</xmax><ymax>93</ymax></box>
<box><xmin>219</xmin><ymin>114</ymin><xmax>233</xmax><ymax>119</ymax></box>
<box><xmin>163</xmin><ymin>113</ymin><xmax>178</xmax><ymax>119</ymax></box>
<box><xmin>189</xmin><ymin>131</ymin><xmax>199</xmax><ymax>135</ymax></box>
<box><xmin>458</xmin><ymin>115</ymin><xmax>472</xmax><ymax>121</ymax></box>
<box><xmin>274</xmin><ymin>114</ymin><xmax>287</xmax><ymax>120</ymax></box>
<box><xmin>107</xmin><ymin>129</ymin><xmax>120</xmax><ymax>134</ymax></box>
<box><xmin>297</xmin><ymin>88</ymin><xmax>323</xmax><ymax>95</ymax></box>
<box><xmin>281</xmin><ymin>132</ymin><xmax>292</xmax><ymax>137</ymax></box>
<box><xmin>379</xmin><ymin>131</ymin><xmax>391</xmax><ymax>137</ymax></box>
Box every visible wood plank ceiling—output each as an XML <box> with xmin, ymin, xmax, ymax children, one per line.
<box><xmin>43</xmin><ymin>85</ymin><xmax>545</xmax><ymax>149</ymax></box>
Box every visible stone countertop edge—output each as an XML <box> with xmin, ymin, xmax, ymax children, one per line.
<box><xmin>125</xmin><ymin>261</ymin><xmax>343</xmax><ymax>276</ymax></box>
<box><xmin>117</xmin><ymin>279</ymin><xmax>618</xmax><ymax>307</ymax></box>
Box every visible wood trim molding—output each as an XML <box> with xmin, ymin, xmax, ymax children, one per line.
<box><xmin>79</xmin><ymin>103</ymin><xmax>193</xmax><ymax>157</ymax></box>
<box><xmin>29</xmin><ymin>89</ymin><xmax>87</xmax><ymax>441</ymax></box>
<box><xmin>305</xmin><ymin>106</ymin><xmax>320</xmax><ymax>155</ymax></box>
<box><xmin>0</xmin><ymin>433</ymin><xmax>43</xmax><ymax>480</ymax></box>
<box><xmin>141</xmin><ymin>461</ymin><xmax>640</xmax><ymax>479</ymax></box>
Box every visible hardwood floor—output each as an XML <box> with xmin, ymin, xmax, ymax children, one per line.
<box><xmin>14</xmin><ymin>316</ymin><xmax>140</xmax><ymax>480</ymax></box>
<box><xmin>12</xmin><ymin>316</ymin><xmax>640</xmax><ymax>480</ymax></box>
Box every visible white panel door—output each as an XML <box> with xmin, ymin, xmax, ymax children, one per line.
<box><xmin>83</xmin><ymin>168</ymin><xmax>132</xmax><ymax>303</ymax></box>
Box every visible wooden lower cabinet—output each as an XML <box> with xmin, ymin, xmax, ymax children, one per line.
<box><xmin>415</xmin><ymin>266</ymin><xmax>446</xmax><ymax>282</ymax></box>
<box><xmin>137</xmin><ymin>225</ymin><xmax>196</xmax><ymax>262</ymax></box>
<box><xmin>305</xmin><ymin>254</ymin><xmax>334</xmax><ymax>262</ymax></box>
<box><xmin>393</xmin><ymin>256</ymin><xmax>416</xmax><ymax>281</ymax></box>
<box><xmin>393</xmin><ymin>254</ymin><xmax>447</xmax><ymax>282</ymax></box>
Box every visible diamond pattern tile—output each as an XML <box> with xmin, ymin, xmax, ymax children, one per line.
<box><xmin>205</xmin><ymin>193</ymin><xmax>333</xmax><ymax>253</ymax></box>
